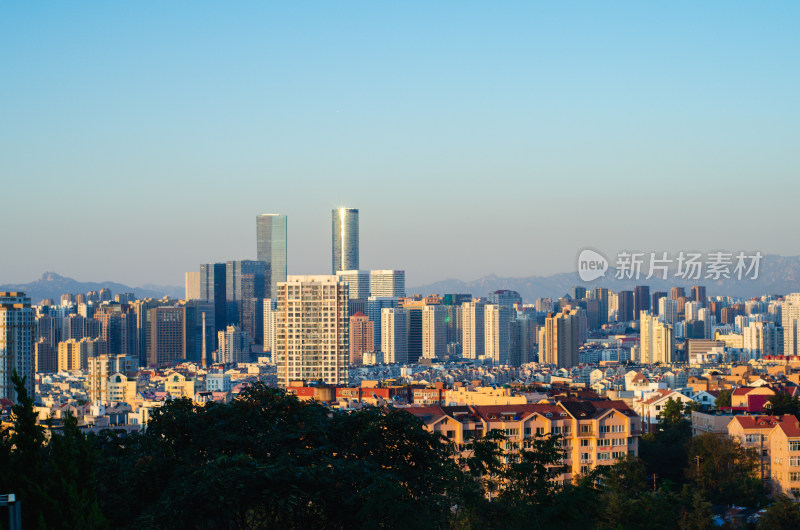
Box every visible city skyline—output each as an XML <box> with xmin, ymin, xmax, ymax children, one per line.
<box><xmin>3</xmin><ymin>3</ymin><xmax>800</xmax><ymax>286</ymax></box>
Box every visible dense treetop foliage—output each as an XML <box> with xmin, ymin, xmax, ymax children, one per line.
<box><xmin>0</xmin><ymin>376</ymin><xmax>794</xmax><ymax>529</ymax></box>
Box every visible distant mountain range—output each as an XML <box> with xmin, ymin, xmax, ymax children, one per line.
<box><xmin>6</xmin><ymin>254</ymin><xmax>800</xmax><ymax>305</ymax></box>
<box><xmin>0</xmin><ymin>272</ymin><xmax>184</xmax><ymax>303</ymax></box>
<box><xmin>411</xmin><ymin>254</ymin><xmax>800</xmax><ymax>302</ymax></box>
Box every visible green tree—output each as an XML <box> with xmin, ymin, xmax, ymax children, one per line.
<box><xmin>767</xmin><ymin>391</ymin><xmax>800</xmax><ymax>417</ymax></box>
<box><xmin>659</xmin><ymin>397</ymin><xmax>690</xmax><ymax>428</ymax></box>
<box><xmin>686</xmin><ymin>432</ymin><xmax>766</xmax><ymax>506</ymax></box>
<box><xmin>757</xmin><ymin>495</ymin><xmax>800</xmax><ymax>529</ymax></box>
<box><xmin>714</xmin><ymin>390</ymin><xmax>732</xmax><ymax>409</ymax></box>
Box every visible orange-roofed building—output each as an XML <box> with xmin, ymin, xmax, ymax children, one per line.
<box><xmin>767</xmin><ymin>419</ymin><xmax>800</xmax><ymax>498</ymax></box>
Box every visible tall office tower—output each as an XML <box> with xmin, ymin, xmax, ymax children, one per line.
<box><xmin>58</xmin><ymin>337</ymin><xmax>106</xmax><ymax>371</ymax></box>
<box><xmin>768</xmin><ymin>301</ymin><xmax>783</xmax><ymax>325</ymax></box>
<box><xmin>443</xmin><ymin>304</ymin><xmax>463</xmax><ymax>348</ymax></box>
<box><xmin>256</xmin><ymin>214</ymin><xmax>287</xmax><ymax>298</ymax></box>
<box><xmin>670</xmin><ymin>287</ymin><xmax>685</xmax><ymax>300</ymax></box>
<box><xmin>639</xmin><ymin>312</ymin><xmax>674</xmax><ymax>364</ymax></box>
<box><xmin>60</xmin><ymin>294</ymin><xmax>74</xmax><ymax>306</ymax></box>
<box><xmin>185</xmin><ymin>272</ymin><xmax>201</xmax><ymax>300</ymax></box>
<box><xmin>61</xmin><ymin>314</ymin><xmax>98</xmax><ymax>342</ymax></box>
<box><xmin>370</xmin><ymin>270</ymin><xmax>405</xmax><ymax>298</ymax></box>
<box><xmin>442</xmin><ymin>294</ymin><xmax>472</xmax><ymax>306</ymax></box>
<box><xmin>651</xmin><ymin>292</ymin><xmax>667</xmax><ymax>315</ymax></box>
<box><xmin>74</xmin><ymin>293</ymin><xmax>87</xmax><ymax>305</ymax></box>
<box><xmin>181</xmin><ymin>300</ymin><xmax>216</xmax><ymax>365</ymax></box>
<box><xmin>115</xmin><ymin>293</ymin><xmax>135</xmax><ymax>304</ymax></box>
<box><xmin>685</xmin><ymin>301</ymin><xmax>701</xmax><ymax>322</ymax></box>
<box><xmin>225</xmin><ymin>260</ymin><xmax>267</xmax><ymax>336</ymax></box>
<box><xmin>366</xmin><ymin>296</ymin><xmax>399</xmax><ymax>351</ymax></box>
<box><xmin>381</xmin><ymin>308</ymin><xmax>408</xmax><ymax>364</ymax></box>
<box><xmin>584</xmin><ymin>298</ymin><xmax>600</xmax><ymax>330</ymax></box>
<box><xmin>617</xmin><ymin>291</ymin><xmax>634</xmax><ymax>322</ymax></box>
<box><xmin>535</xmin><ymin>298</ymin><xmax>554</xmax><ymax>312</ymax></box>
<box><xmin>782</xmin><ymin>294</ymin><xmax>800</xmax><ymax>356</ymax></box>
<box><xmin>698</xmin><ymin>308</ymin><xmax>715</xmax><ymax>340</ymax></box>
<box><xmin>275</xmin><ymin>275</ymin><xmax>349</xmax><ymax>387</ymax></box>
<box><xmin>509</xmin><ymin>315</ymin><xmax>537</xmax><ymax>367</ymax></box>
<box><xmin>262</xmin><ymin>299</ymin><xmax>278</xmax><ymax>355</ymax></box>
<box><xmin>542</xmin><ymin>310</ymin><xmax>579</xmax><ymax>368</ymax></box>
<box><xmin>88</xmin><ymin>354</ymin><xmax>112</xmax><ymax>402</ymax></box>
<box><xmin>461</xmin><ymin>301</ymin><xmax>486</xmax><ymax>359</ymax></box>
<box><xmin>226</xmin><ymin>260</ymin><xmax>267</xmax><ymax>303</ymax></box>
<box><xmin>571</xmin><ymin>286</ymin><xmax>587</xmax><ymax>300</ymax></box>
<box><xmin>658</xmin><ymin>298</ymin><xmax>678</xmax><ymax>325</ymax></box>
<box><xmin>400</xmin><ymin>298</ymin><xmax>424</xmax><ymax>364</ymax></box>
<box><xmin>349</xmin><ymin>312</ymin><xmax>374</xmax><ymax>366</ymax></box>
<box><xmin>593</xmin><ymin>288</ymin><xmax>609</xmax><ymax>325</ymax></box>
<box><xmin>634</xmin><ymin>285</ymin><xmax>650</xmax><ymax>316</ymax></box>
<box><xmin>0</xmin><ymin>293</ymin><xmax>35</xmax><ymax>401</ymax></box>
<box><xmin>485</xmin><ymin>304</ymin><xmax>512</xmax><ymax>365</ymax></box>
<box><xmin>35</xmin><ymin>314</ymin><xmax>60</xmax><ymax>348</ymax></box>
<box><xmin>239</xmin><ymin>275</ymin><xmax>265</xmax><ymax>346</ymax></box>
<box><xmin>78</xmin><ymin>302</ymin><xmax>95</xmax><ymax>319</ymax></box>
<box><xmin>489</xmin><ymin>290</ymin><xmax>523</xmax><ymax>308</ymax></box>
<box><xmin>58</xmin><ymin>339</ymin><xmax>85</xmax><ymax>371</ymax></box>
<box><xmin>217</xmin><ymin>325</ymin><xmax>252</xmax><ymax>364</ymax></box>
<box><xmin>148</xmin><ymin>306</ymin><xmax>185</xmax><ymax>366</ymax></box>
<box><xmin>691</xmin><ymin>285</ymin><xmax>707</xmax><ymax>306</ymax></box>
<box><xmin>332</xmin><ymin>207</ymin><xmax>359</xmax><ymax>273</ymax></box>
<box><xmin>337</xmin><ymin>270</ymin><xmax>371</xmax><ymax>300</ymax></box>
<box><xmin>86</xmin><ymin>291</ymin><xmax>99</xmax><ymax>303</ymax></box>
<box><xmin>35</xmin><ymin>339</ymin><xmax>56</xmax><ymax>373</ymax></box>
<box><xmin>130</xmin><ymin>298</ymin><xmax>166</xmax><ymax>367</ymax></box>
<box><xmin>421</xmin><ymin>304</ymin><xmax>447</xmax><ymax>360</ymax></box>
<box><xmin>98</xmin><ymin>288</ymin><xmax>112</xmax><ymax>303</ymax></box>
<box><xmin>95</xmin><ymin>303</ymin><xmax>136</xmax><ymax>356</ymax></box>
<box><xmin>200</xmin><ymin>263</ymin><xmax>227</xmax><ymax>342</ymax></box>
<box><xmin>606</xmin><ymin>292</ymin><xmax>619</xmax><ymax>322</ymax></box>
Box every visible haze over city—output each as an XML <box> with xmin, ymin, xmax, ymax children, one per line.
<box><xmin>3</xmin><ymin>2</ymin><xmax>800</xmax><ymax>287</ymax></box>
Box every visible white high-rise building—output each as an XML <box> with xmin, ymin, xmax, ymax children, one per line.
<box><xmin>422</xmin><ymin>305</ymin><xmax>447</xmax><ymax>359</ymax></box>
<box><xmin>743</xmin><ymin>321</ymin><xmax>779</xmax><ymax>359</ymax></box>
<box><xmin>217</xmin><ymin>325</ymin><xmax>252</xmax><ymax>364</ymax></box>
<box><xmin>275</xmin><ymin>276</ymin><xmax>349</xmax><ymax>387</ymax></box>
<box><xmin>381</xmin><ymin>307</ymin><xmax>407</xmax><ymax>364</ymax></box>
<box><xmin>685</xmin><ymin>301</ymin><xmax>701</xmax><ymax>322</ymax></box>
<box><xmin>337</xmin><ymin>270</ymin><xmax>370</xmax><ymax>300</ymax></box>
<box><xmin>782</xmin><ymin>294</ymin><xmax>800</xmax><ymax>356</ymax></box>
<box><xmin>370</xmin><ymin>270</ymin><xmax>405</xmax><ymax>298</ymax></box>
<box><xmin>184</xmin><ymin>271</ymin><xmax>201</xmax><ymax>300</ymax></box>
<box><xmin>639</xmin><ymin>311</ymin><xmax>674</xmax><ymax>364</ymax></box>
<box><xmin>461</xmin><ymin>301</ymin><xmax>486</xmax><ymax>359</ymax></box>
<box><xmin>0</xmin><ymin>292</ymin><xmax>35</xmax><ymax>402</ymax></box>
<box><xmin>262</xmin><ymin>299</ymin><xmax>278</xmax><ymax>355</ymax></box>
<box><xmin>484</xmin><ymin>304</ymin><xmax>512</xmax><ymax>365</ymax></box>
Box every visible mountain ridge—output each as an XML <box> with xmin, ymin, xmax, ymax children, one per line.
<box><xmin>0</xmin><ymin>272</ymin><xmax>184</xmax><ymax>303</ymax></box>
<box><xmin>410</xmin><ymin>254</ymin><xmax>800</xmax><ymax>302</ymax></box>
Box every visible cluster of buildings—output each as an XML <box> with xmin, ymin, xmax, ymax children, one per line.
<box><xmin>4</xmin><ymin>207</ymin><xmax>800</xmax><ymax>496</ymax></box>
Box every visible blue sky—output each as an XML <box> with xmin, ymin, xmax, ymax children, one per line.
<box><xmin>2</xmin><ymin>2</ymin><xmax>799</xmax><ymax>287</ymax></box>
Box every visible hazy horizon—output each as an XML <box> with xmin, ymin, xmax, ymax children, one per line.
<box><xmin>3</xmin><ymin>2</ymin><xmax>799</xmax><ymax>287</ymax></box>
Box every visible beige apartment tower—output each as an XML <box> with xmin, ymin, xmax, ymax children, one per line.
<box><xmin>275</xmin><ymin>275</ymin><xmax>349</xmax><ymax>387</ymax></box>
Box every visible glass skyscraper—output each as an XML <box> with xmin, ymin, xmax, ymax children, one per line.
<box><xmin>256</xmin><ymin>214</ymin><xmax>287</xmax><ymax>298</ymax></box>
<box><xmin>332</xmin><ymin>207</ymin><xmax>359</xmax><ymax>274</ymax></box>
